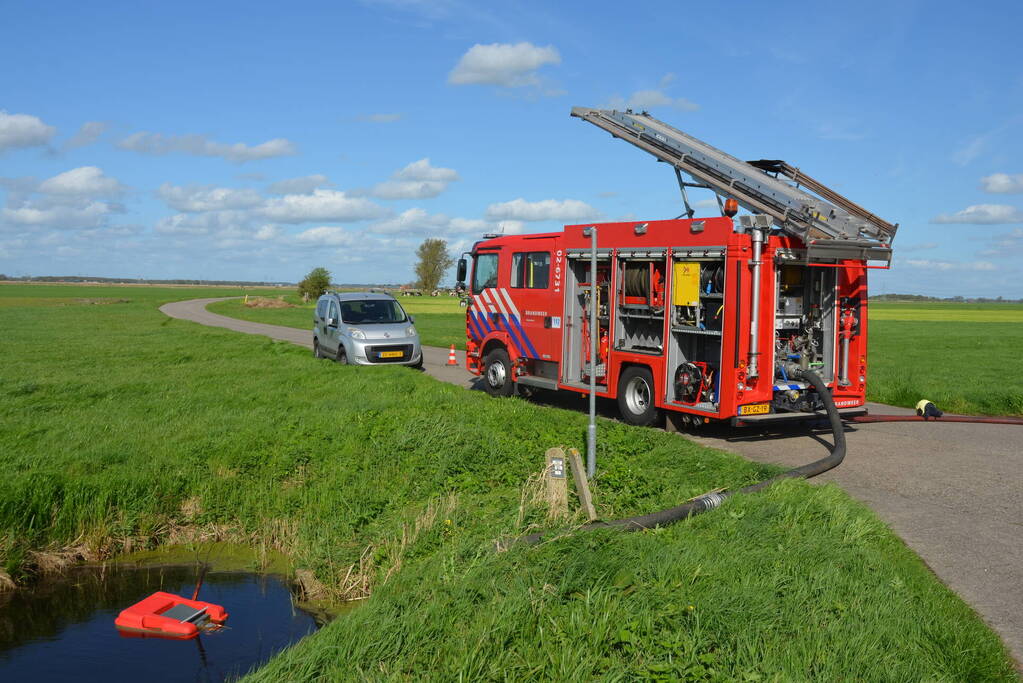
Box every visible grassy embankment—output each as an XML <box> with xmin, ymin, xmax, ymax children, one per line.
<box><xmin>207</xmin><ymin>293</ymin><xmax>465</xmax><ymax>350</ymax></box>
<box><xmin>1</xmin><ymin>284</ymin><xmax>1016</xmax><ymax>679</ymax></box>
<box><xmin>211</xmin><ymin>295</ymin><xmax>1023</xmax><ymax>417</ymax></box>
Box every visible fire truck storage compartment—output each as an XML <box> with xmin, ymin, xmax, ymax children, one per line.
<box><xmin>563</xmin><ymin>249</ymin><xmax>612</xmax><ymax>386</ymax></box>
<box><xmin>666</xmin><ymin>250</ymin><xmax>726</xmax><ymax>412</ymax></box>
<box><xmin>772</xmin><ymin>260</ymin><xmax>838</xmax><ymax>385</ymax></box>
<box><xmin>614</xmin><ymin>250</ymin><xmax>667</xmax><ymax>355</ymax></box>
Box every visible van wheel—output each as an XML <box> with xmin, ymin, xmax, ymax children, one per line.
<box><xmin>483</xmin><ymin>348</ymin><xmax>514</xmax><ymax>397</ymax></box>
<box><xmin>313</xmin><ymin>339</ymin><xmax>323</xmax><ymax>359</ymax></box>
<box><xmin>618</xmin><ymin>366</ymin><xmax>660</xmax><ymax>426</ymax></box>
<box><xmin>336</xmin><ymin>344</ymin><xmax>348</xmax><ymax>364</ymax></box>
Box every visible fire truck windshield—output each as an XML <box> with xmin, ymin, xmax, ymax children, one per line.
<box><xmin>472</xmin><ymin>253</ymin><xmax>498</xmax><ymax>292</ymax></box>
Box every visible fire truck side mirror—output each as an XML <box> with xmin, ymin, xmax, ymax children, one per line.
<box><xmin>456</xmin><ymin>258</ymin><xmax>467</xmax><ymax>284</ymax></box>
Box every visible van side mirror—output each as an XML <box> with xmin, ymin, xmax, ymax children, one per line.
<box><xmin>327</xmin><ymin>316</ymin><xmax>338</xmax><ymax>327</ymax></box>
<box><xmin>456</xmin><ymin>257</ymin><xmax>467</xmax><ymax>284</ymax></box>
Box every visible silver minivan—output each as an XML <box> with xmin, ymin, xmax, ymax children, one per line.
<box><xmin>312</xmin><ymin>291</ymin><xmax>423</xmax><ymax>367</ymax></box>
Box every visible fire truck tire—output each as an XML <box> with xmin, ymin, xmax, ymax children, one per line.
<box><xmin>483</xmin><ymin>347</ymin><xmax>515</xmax><ymax>397</ymax></box>
<box><xmin>618</xmin><ymin>366</ymin><xmax>660</xmax><ymax>426</ymax></box>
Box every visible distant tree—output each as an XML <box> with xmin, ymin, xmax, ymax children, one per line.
<box><xmin>414</xmin><ymin>238</ymin><xmax>454</xmax><ymax>293</ymax></box>
<box><xmin>298</xmin><ymin>267</ymin><xmax>332</xmax><ymax>301</ymax></box>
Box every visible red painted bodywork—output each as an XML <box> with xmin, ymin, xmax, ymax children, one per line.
<box><xmin>115</xmin><ymin>591</ymin><xmax>228</xmax><ymax>639</ymax></box>
<box><xmin>465</xmin><ymin>216</ymin><xmax>869</xmax><ymax>423</ymax></box>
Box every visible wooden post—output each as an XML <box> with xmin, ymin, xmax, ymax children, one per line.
<box><xmin>567</xmin><ymin>448</ymin><xmax>598</xmax><ymax>521</ymax></box>
<box><xmin>545</xmin><ymin>447</ymin><xmax>568</xmax><ymax>520</ymax></box>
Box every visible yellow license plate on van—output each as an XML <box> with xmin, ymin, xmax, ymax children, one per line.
<box><xmin>379</xmin><ymin>351</ymin><xmax>403</xmax><ymax>358</ymax></box>
<box><xmin>739</xmin><ymin>403</ymin><xmax>770</xmax><ymax>415</ymax></box>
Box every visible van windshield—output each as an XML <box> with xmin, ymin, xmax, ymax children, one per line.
<box><xmin>339</xmin><ymin>299</ymin><xmax>408</xmax><ymax>324</ymax></box>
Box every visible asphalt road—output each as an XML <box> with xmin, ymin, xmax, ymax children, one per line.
<box><xmin>161</xmin><ymin>297</ymin><xmax>1023</xmax><ymax>666</ymax></box>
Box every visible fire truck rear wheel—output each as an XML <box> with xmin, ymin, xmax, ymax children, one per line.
<box><xmin>618</xmin><ymin>366</ymin><xmax>660</xmax><ymax>426</ymax></box>
<box><xmin>483</xmin><ymin>347</ymin><xmax>515</xmax><ymax>397</ymax></box>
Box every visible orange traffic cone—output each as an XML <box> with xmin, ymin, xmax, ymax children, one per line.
<box><xmin>446</xmin><ymin>345</ymin><xmax>458</xmax><ymax>366</ymax></box>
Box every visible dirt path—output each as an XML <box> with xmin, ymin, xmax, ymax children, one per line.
<box><xmin>161</xmin><ymin>297</ymin><xmax>1023</xmax><ymax>665</ymax></box>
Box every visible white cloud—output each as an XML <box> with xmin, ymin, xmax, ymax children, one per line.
<box><xmin>266</xmin><ymin>174</ymin><xmax>330</xmax><ymax>195</ymax></box>
<box><xmin>902</xmin><ymin>259</ymin><xmax>997</xmax><ymax>272</ymax></box>
<box><xmin>39</xmin><ymin>166</ymin><xmax>124</xmax><ymax>196</ymax></box>
<box><xmin>63</xmin><ymin>121</ymin><xmax>107</xmax><ymax>150</ymax></box>
<box><xmin>932</xmin><ymin>204</ymin><xmax>1023</xmax><ymax>224</ymax></box>
<box><xmin>485</xmin><ymin>198</ymin><xmax>600</xmax><ymax>222</ymax></box>
<box><xmin>367</xmin><ymin>158</ymin><xmax>459</xmax><ymax>200</ymax></box>
<box><xmin>259</xmin><ymin>189</ymin><xmax>388</xmax><ymax>223</ymax></box>
<box><xmin>448</xmin><ymin>42</ymin><xmax>560</xmax><ymax>88</ymax></box>
<box><xmin>368</xmin><ymin>208</ymin><xmax>524</xmax><ymax>237</ymax></box>
<box><xmin>156</xmin><ymin>183</ymin><xmax>264</xmax><ymax>212</ymax></box>
<box><xmin>815</xmin><ymin>122</ymin><xmax>867</xmax><ymax>141</ymax></box>
<box><xmin>980</xmin><ymin>173</ymin><xmax>1023</xmax><ymax>194</ymax></box>
<box><xmin>254</xmin><ymin>224</ymin><xmax>282</xmax><ymax>241</ymax></box>
<box><xmin>693</xmin><ymin>198</ymin><xmax>720</xmax><ymax>208</ymax></box>
<box><xmin>154</xmin><ymin>210</ymin><xmax>251</xmax><ymax>236</ymax></box>
<box><xmin>357</xmin><ymin>113</ymin><xmax>402</xmax><ymax>123</ymax></box>
<box><xmin>977</xmin><ymin>228</ymin><xmax>1023</xmax><ymax>257</ymax></box>
<box><xmin>953</xmin><ymin>132</ymin><xmax>993</xmax><ymax>165</ymax></box>
<box><xmin>0</xmin><ymin>110</ymin><xmax>56</xmax><ymax>153</ymax></box>
<box><xmin>604</xmin><ymin>75</ymin><xmax>699</xmax><ymax>112</ymax></box>
<box><xmin>2</xmin><ymin>201</ymin><xmax>116</xmax><ymax>229</ymax></box>
<box><xmin>117</xmin><ymin>132</ymin><xmax>297</xmax><ymax>163</ymax></box>
<box><xmin>293</xmin><ymin>226</ymin><xmax>359</xmax><ymax>246</ymax></box>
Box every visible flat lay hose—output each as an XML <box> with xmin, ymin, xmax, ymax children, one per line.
<box><xmin>517</xmin><ymin>368</ymin><xmax>845</xmax><ymax>546</ymax></box>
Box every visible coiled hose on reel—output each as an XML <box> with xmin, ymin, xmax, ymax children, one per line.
<box><xmin>516</xmin><ymin>368</ymin><xmax>845</xmax><ymax>546</ymax></box>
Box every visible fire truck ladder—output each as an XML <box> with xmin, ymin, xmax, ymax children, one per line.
<box><xmin>571</xmin><ymin>107</ymin><xmax>898</xmax><ymax>264</ymax></box>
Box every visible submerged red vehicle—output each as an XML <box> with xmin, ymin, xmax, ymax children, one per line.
<box><xmin>460</xmin><ymin>108</ymin><xmax>896</xmax><ymax>428</ymax></box>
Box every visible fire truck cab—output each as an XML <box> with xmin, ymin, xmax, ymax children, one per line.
<box><xmin>463</xmin><ymin>216</ymin><xmax>870</xmax><ymax>427</ymax></box>
<box><xmin>460</xmin><ymin>107</ymin><xmax>896</xmax><ymax>428</ymax></box>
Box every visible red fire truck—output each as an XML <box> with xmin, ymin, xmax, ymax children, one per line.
<box><xmin>458</xmin><ymin>108</ymin><xmax>897</xmax><ymax>428</ymax></box>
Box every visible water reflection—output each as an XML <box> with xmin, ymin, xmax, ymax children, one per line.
<box><xmin>0</xmin><ymin>565</ymin><xmax>319</xmax><ymax>682</ymax></box>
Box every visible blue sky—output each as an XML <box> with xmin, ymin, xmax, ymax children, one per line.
<box><xmin>2</xmin><ymin>0</ymin><xmax>1022</xmax><ymax>296</ymax></box>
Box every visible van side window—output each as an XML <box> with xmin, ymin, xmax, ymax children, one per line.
<box><xmin>511</xmin><ymin>252</ymin><xmax>550</xmax><ymax>289</ymax></box>
<box><xmin>329</xmin><ymin>301</ymin><xmax>339</xmax><ymax>322</ymax></box>
<box><xmin>316</xmin><ymin>300</ymin><xmax>326</xmax><ymax>319</ymax></box>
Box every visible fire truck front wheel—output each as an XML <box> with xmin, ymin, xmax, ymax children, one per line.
<box><xmin>618</xmin><ymin>366</ymin><xmax>660</xmax><ymax>426</ymax></box>
<box><xmin>483</xmin><ymin>347</ymin><xmax>515</xmax><ymax>397</ymax></box>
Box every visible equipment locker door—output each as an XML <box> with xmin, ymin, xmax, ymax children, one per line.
<box><xmin>504</xmin><ymin>238</ymin><xmax>560</xmax><ymax>362</ymax></box>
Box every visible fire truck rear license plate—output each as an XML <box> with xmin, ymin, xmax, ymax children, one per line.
<box><xmin>739</xmin><ymin>403</ymin><xmax>770</xmax><ymax>415</ymax></box>
<box><xmin>379</xmin><ymin>351</ymin><xmax>403</xmax><ymax>358</ymax></box>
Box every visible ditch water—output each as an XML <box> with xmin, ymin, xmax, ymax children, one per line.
<box><xmin>0</xmin><ymin>565</ymin><xmax>321</xmax><ymax>681</ymax></box>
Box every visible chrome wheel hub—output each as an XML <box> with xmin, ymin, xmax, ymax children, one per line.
<box><xmin>625</xmin><ymin>376</ymin><xmax>650</xmax><ymax>414</ymax></box>
<box><xmin>487</xmin><ymin>361</ymin><xmax>507</xmax><ymax>388</ymax></box>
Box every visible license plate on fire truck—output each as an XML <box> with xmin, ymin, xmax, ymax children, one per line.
<box><xmin>379</xmin><ymin>351</ymin><xmax>403</xmax><ymax>358</ymax></box>
<box><xmin>739</xmin><ymin>403</ymin><xmax>770</xmax><ymax>415</ymax></box>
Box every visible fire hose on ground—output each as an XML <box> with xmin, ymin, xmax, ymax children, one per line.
<box><xmin>517</xmin><ymin>367</ymin><xmax>845</xmax><ymax>546</ymax></box>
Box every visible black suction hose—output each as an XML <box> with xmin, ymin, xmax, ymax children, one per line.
<box><xmin>516</xmin><ymin>368</ymin><xmax>845</xmax><ymax>546</ymax></box>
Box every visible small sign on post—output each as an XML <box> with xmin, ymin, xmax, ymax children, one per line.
<box><xmin>567</xmin><ymin>448</ymin><xmax>598</xmax><ymax>521</ymax></box>
<box><xmin>545</xmin><ymin>447</ymin><xmax>568</xmax><ymax>520</ymax></box>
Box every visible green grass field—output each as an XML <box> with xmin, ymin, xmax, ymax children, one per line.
<box><xmin>867</xmin><ymin>302</ymin><xmax>1023</xmax><ymax>416</ymax></box>
<box><xmin>0</xmin><ymin>283</ymin><xmax>1016</xmax><ymax>680</ymax></box>
<box><xmin>209</xmin><ymin>294</ymin><xmax>1023</xmax><ymax>417</ymax></box>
